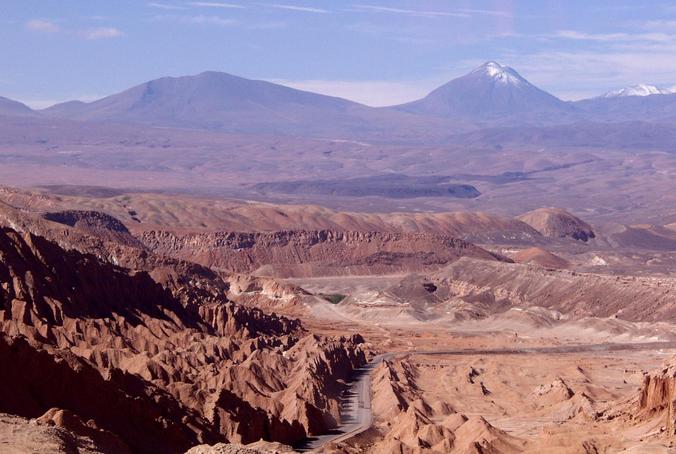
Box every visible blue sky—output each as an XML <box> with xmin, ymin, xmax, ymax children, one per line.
<box><xmin>3</xmin><ymin>1</ymin><xmax>676</xmax><ymax>107</ymax></box>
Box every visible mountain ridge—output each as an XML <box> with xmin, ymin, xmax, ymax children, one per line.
<box><xmin>602</xmin><ymin>84</ymin><xmax>672</xmax><ymax>98</ymax></box>
<box><xmin>0</xmin><ymin>96</ymin><xmax>36</xmax><ymax>117</ymax></box>
<box><xmin>2</xmin><ymin>62</ymin><xmax>676</xmax><ymax>137</ymax></box>
<box><xmin>39</xmin><ymin>70</ymin><xmax>453</xmax><ymax>139</ymax></box>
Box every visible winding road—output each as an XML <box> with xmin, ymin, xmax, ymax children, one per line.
<box><xmin>299</xmin><ymin>340</ymin><xmax>676</xmax><ymax>452</ymax></box>
<box><xmin>297</xmin><ymin>353</ymin><xmax>393</xmax><ymax>451</ymax></box>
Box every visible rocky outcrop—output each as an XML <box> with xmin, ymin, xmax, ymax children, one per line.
<box><xmin>337</xmin><ymin>358</ymin><xmax>525</xmax><ymax>453</ymax></box>
<box><xmin>631</xmin><ymin>357</ymin><xmax>676</xmax><ymax>440</ymax></box>
<box><xmin>0</xmin><ymin>334</ymin><xmax>217</xmax><ymax>453</ymax></box>
<box><xmin>371</xmin><ymin>360</ymin><xmax>432</xmax><ymax>423</ymax></box>
<box><xmin>518</xmin><ymin>207</ymin><xmax>595</xmax><ymax>242</ymax></box>
<box><xmin>185</xmin><ymin>441</ymin><xmax>295</xmax><ymax>454</ymax></box>
<box><xmin>638</xmin><ymin>359</ymin><xmax>676</xmax><ymax>422</ymax></box>
<box><xmin>223</xmin><ymin>274</ymin><xmax>310</xmax><ymax>315</ymax></box>
<box><xmin>138</xmin><ymin>229</ymin><xmax>507</xmax><ymax>277</ymax></box>
<box><xmin>530</xmin><ymin>378</ymin><xmax>575</xmax><ymax>406</ymax></box>
<box><xmin>42</xmin><ymin>209</ymin><xmax>143</xmax><ymax>247</ymax></box>
<box><xmin>0</xmin><ymin>410</ymin><xmax>130</xmax><ymax>454</ymax></box>
<box><xmin>226</xmin><ymin>274</ymin><xmax>309</xmax><ymax>300</ymax></box>
<box><xmin>43</xmin><ymin>209</ymin><xmax>131</xmax><ymax>234</ymax></box>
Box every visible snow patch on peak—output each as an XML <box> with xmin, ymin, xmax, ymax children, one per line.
<box><xmin>475</xmin><ymin>61</ymin><xmax>524</xmax><ymax>85</ymax></box>
<box><xmin>602</xmin><ymin>84</ymin><xmax>672</xmax><ymax>98</ymax></box>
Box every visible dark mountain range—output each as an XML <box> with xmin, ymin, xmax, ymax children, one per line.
<box><xmin>42</xmin><ymin>100</ymin><xmax>87</xmax><ymax>117</ymax></box>
<box><xmin>0</xmin><ymin>62</ymin><xmax>673</xmax><ymax>146</ymax></box>
<box><xmin>40</xmin><ymin>71</ymin><xmax>453</xmax><ymax>139</ymax></box>
<box><xmin>448</xmin><ymin>120</ymin><xmax>676</xmax><ymax>151</ymax></box>
<box><xmin>0</xmin><ymin>96</ymin><xmax>36</xmax><ymax>117</ymax></box>
<box><xmin>254</xmin><ymin>174</ymin><xmax>481</xmax><ymax>199</ymax></box>
<box><xmin>573</xmin><ymin>92</ymin><xmax>676</xmax><ymax>122</ymax></box>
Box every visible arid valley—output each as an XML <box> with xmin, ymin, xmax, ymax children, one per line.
<box><xmin>1</xmin><ymin>172</ymin><xmax>675</xmax><ymax>453</ymax></box>
<box><xmin>3</xmin><ymin>2</ymin><xmax>676</xmax><ymax>453</ymax></box>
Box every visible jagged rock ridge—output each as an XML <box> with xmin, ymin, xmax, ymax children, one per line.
<box><xmin>137</xmin><ymin>229</ymin><xmax>507</xmax><ymax>277</ymax></box>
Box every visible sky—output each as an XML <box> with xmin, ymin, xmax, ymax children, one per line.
<box><xmin>3</xmin><ymin>0</ymin><xmax>676</xmax><ymax>108</ymax></box>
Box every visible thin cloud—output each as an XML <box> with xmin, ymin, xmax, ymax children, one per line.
<box><xmin>183</xmin><ymin>15</ymin><xmax>237</xmax><ymax>26</ymax></box>
<box><xmin>271</xmin><ymin>4</ymin><xmax>329</xmax><ymax>13</ymax></box>
<box><xmin>248</xmin><ymin>21</ymin><xmax>286</xmax><ymax>29</ymax></box>
<box><xmin>189</xmin><ymin>2</ymin><xmax>244</xmax><ymax>8</ymax></box>
<box><xmin>349</xmin><ymin>5</ymin><xmax>469</xmax><ymax>18</ymax></box>
<box><xmin>86</xmin><ymin>15</ymin><xmax>114</xmax><ymax>21</ymax></box>
<box><xmin>80</xmin><ymin>27</ymin><xmax>125</xmax><ymax>40</ymax></box>
<box><xmin>152</xmin><ymin>14</ymin><xmax>253</xmax><ymax>27</ymax></box>
<box><xmin>26</xmin><ymin>19</ymin><xmax>125</xmax><ymax>41</ymax></box>
<box><xmin>147</xmin><ymin>2</ymin><xmax>187</xmax><ymax>10</ymax></box>
<box><xmin>554</xmin><ymin>30</ymin><xmax>673</xmax><ymax>43</ymax></box>
<box><xmin>641</xmin><ymin>19</ymin><xmax>676</xmax><ymax>30</ymax></box>
<box><xmin>25</xmin><ymin>19</ymin><xmax>60</xmax><ymax>33</ymax></box>
<box><xmin>456</xmin><ymin>8</ymin><xmax>513</xmax><ymax>17</ymax></box>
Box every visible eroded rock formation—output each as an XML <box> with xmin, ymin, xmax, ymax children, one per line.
<box><xmin>0</xmin><ymin>226</ymin><xmax>368</xmax><ymax>452</ymax></box>
<box><xmin>138</xmin><ymin>229</ymin><xmax>507</xmax><ymax>277</ymax></box>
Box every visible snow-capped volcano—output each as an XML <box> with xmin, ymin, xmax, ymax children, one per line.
<box><xmin>473</xmin><ymin>61</ymin><xmax>526</xmax><ymax>86</ymax></box>
<box><xmin>602</xmin><ymin>84</ymin><xmax>672</xmax><ymax>98</ymax></box>
<box><xmin>395</xmin><ymin>61</ymin><xmax>573</xmax><ymax>120</ymax></box>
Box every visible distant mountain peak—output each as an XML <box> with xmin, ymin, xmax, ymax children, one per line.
<box><xmin>472</xmin><ymin>61</ymin><xmax>525</xmax><ymax>86</ymax></box>
<box><xmin>602</xmin><ymin>84</ymin><xmax>672</xmax><ymax>98</ymax></box>
<box><xmin>40</xmin><ymin>70</ymin><xmax>437</xmax><ymax>138</ymax></box>
<box><xmin>394</xmin><ymin>61</ymin><xmax>571</xmax><ymax>120</ymax></box>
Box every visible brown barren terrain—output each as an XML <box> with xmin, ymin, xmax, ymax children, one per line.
<box><xmin>0</xmin><ymin>186</ymin><xmax>675</xmax><ymax>453</ymax></box>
